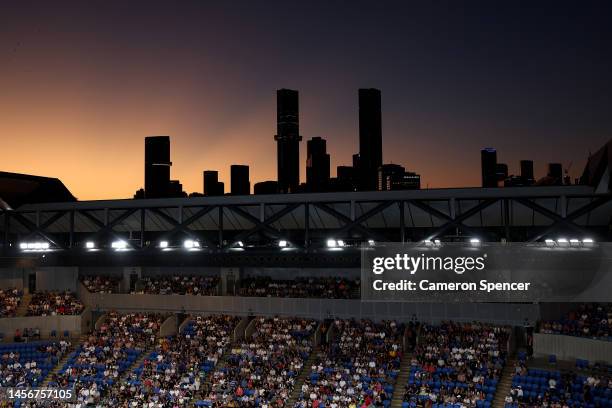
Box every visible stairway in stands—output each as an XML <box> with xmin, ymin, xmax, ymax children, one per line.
<box><xmin>15</xmin><ymin>293</ymin><xmax>32</xmax><ymax>317</ymax></box>
<box><xmin>389</xmin><ymin>352</ymin><xmax>413</xmax><ymax>408</ymax></box>
<box><xmin>119</xmin><ymin>346</ymin><xmax>154</xmax><ymax>382</ymax></box>
<box><xmin>493</xmin><ymin>358</ymin><xmax>516</xmax><ymax>408</ymax></box>
<box><xmin>285</xmin><ymin>347</ymin><xmax>322</xmax><ymax>407</ymax></box>
<box><xmin>41</xmin><ymin>335</ymin><xmax>86</xmax><ymax>386</ymax></box>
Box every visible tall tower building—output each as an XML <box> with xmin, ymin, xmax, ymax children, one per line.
<box><xmin>520</xmin><ymin>160</ymin><xmax>534</xmax><ymax>185</ymax></box>
<box><xmin>203</xmin><ymin>170</ymin><xmax>224</xmax><ymax>196</ymax></box>
<box><xmin>275</xmin><ymin>89</ymin><xmax>302</xmax><ymax>193</ymax></box>
<box><xmin>230</xmin><ymin>165</ymin><xmax>250</xmax><ymax>195</ymax></box>
<box><xmin>306</xmin><ymin>137</ymin><xmax>330</xmax><ymax>192</ymax></box>
<box><xmin>481</xmin><ymin>148</ymin><xmax>498</xmax><ymax>188</ymax></box>
<box><xmin>144</xmin><ymin>136</ymin><xmax>172</xmax><ymax>198</ymax></box>
<box><xmin>358</xmin><ymin>88</ymin><xmax>383</xmax><ymax>191</ymax></box>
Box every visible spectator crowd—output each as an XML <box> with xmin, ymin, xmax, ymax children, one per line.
<box><xmin>238</xmin><ymin>277</ymin><xmax>360</xmax><ymax>299</ymax></box>
<box><xmin>539</xmin><ymin>303</ymin><xmax>612</xmax><ymax>341</ymax></box>
<box><xmin>402</xmin><ymin>322</ymin><xmax>509</xmax><ymax>408</ymax></box>
<box><xmin>0</xmin><ymin>288</ymin><xmax>22</xmax><ymax>317</ymax></box>
<box><xmin>205</xmin><ymin>316</ymin><xmax>316</xmax><ymax>407</ymax></box>
<box><xmin>133</xmin><ymin>275</ymin><xmax>220</xmax><ymax>296</ymax></box>
<box><xmin>27</xmin><ymin>291</ymin><xmax>84</xmax><ymax>316</ymax></box>
<box><xmin>80</xmin><ymin>275</ymin><xmax>121</xmax><ymax>294</ymax></box>
<box><xmin>48</xmin><ymin>311</ymin><xmax>165</xmax><ymax>406</ymax></box>
<box><xmin>505</xmin><ymin>363</ymin><xmax>612</xmax><ymax>408</ymax></box>
<box><xmin>295</xmin><ymin>319</ymin><xmax>404</xmax><ymax>408</ymax></box>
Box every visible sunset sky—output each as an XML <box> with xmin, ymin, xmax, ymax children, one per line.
<box><xmin>1</xmin><ymin>1</ymin><xmax>611</xmax><ymax>200</ymax></box>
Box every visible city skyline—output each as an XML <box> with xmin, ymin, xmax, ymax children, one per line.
<box><xmin>1</xmin><ymin>1</ymin><xmax>611</xmax><ymax>200</ymax></box>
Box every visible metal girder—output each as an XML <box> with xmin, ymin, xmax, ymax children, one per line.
<box><xmin>149</xmin><ymin>207</ymin><xmax>214</xmax><ymax>247</ymax></box>
<box><xmin>22</xmin><ymin>210</ymin><xmax>67</xmax><ymax>242</ymax></box>
<box><xmin>522</xmin><ymin>195</ymin><xmax>612</xmax><ymax>242</ymax></box>
<box><xmin>227</xmin><ymin>203</ymin><xmax>301</xmax><ymax>245</ymax></box>
<box><xmin>312</xmin><ymin>202</ymin><xmax>388</xmax><ymax>241</ymax></box>
<box><xmin>79</xmin><ymin>210</ymin><xmax>135</xmax><ymax>247</ymax></box>
<box><xmin>9</xmin><ymin>211</ymin><xmax>65</xmax><ymax>249</ymax></box>
<box><xmin>418</xmin><ymin>198</ymin><xmax>499</xmax><ymax>240</ymax></box>
<box><xmin>86</xmin><ymin>208</ymin><xmax>138</xmax><ymax>242</ymax></box>
<box><xmin>162</xmin><ymin>206</ymin><xmax>217</xmax><ymax>238</ymax></box>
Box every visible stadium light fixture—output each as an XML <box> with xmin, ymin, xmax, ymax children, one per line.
<box><xmin>469</xmin><ymin>238</ymin><xmax>481</xmax><ymax>247</ymax></box>
<box><xmin>556</xmin><ymin>238</ymin><xmax>569</xmax><ymax>247</ymax></box>
<box><xmin>326</xmin><ymin>239</ymin><xmax>337</xmax><ymax>248</ymax></box>
<box><xmin>278</xmin><ymin>240</ymin><xmax>288</xmax><ymax>248</ymax></box>
<box><xmin>20</xmin><ymin>241</ymin><xmax>51</xmax><ymax>251</ymax></box>
<box><xmin>434</xmin><ymin>239</ymin><xmax>441</xmax><ymax>246</ymax></box>
<box><xmin>544</xmin><ymin>239</ymin><xmax>555</xmax><ymax>247</ymax></box>
<box><xmin>183</xmin><ymin>239</ymin><xmax>201</xmax><ymax>249</ymax></box>
<box><xmin>582</xmin><ymin>238</ymin><xmax>594</xmax><ymax>244</ymax></box>
<box><xmin>85</xmin><ymin>241</ymin><xmax>95</xmax><ymax>249</ymax></box>
<box><xmin>159</xmin><ymin>240</ymin><xmax>169</xmax><ymax>249</ymax></box>
<box><xmin>569</xmin><ymin>238</ymin><xmax>580</xmax><ymax>247</ymax></box>
<box><xmin>337</xmin><ymin>240</ymin><xmax>345</xmax><ymax>247</ymax></box>
<box><xmin>111</xmin><ymin>240</ymin><xmax>128</xmax><ymax>250</ymax></box>
<box><xmin>367</xmin><ymin>239</ymin><xmax>375</xmax><ymax>246</ymax></box>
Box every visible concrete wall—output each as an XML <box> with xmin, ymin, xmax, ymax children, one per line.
<box><xmin>0</xmin><ymin>268</ymin><xmax>26</xmax><ymax>290</ymax></box>
<box><xmin>0</xmin><ymin>314</ymin><xmax>83</xmax><ymax>340</ymax></box>
<box><xmin>77</xmin><ymin>291</ymin><xmax>539</xmax><ymax>325</ymax></box>
<box><xmin>534</xmin><ymin>333</ymin><xmax>612</xmax><ymax>363</ymax></box>
<box><xmin>35</xmin><ymin>267</ymin><xmax>78</xmax><ymax>292</ymax></box>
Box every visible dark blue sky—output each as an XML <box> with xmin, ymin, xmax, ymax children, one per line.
<box><xmin>1</xmin><ymin>0</ymin><xmax>610</xmax><ymax>198</ymax></box>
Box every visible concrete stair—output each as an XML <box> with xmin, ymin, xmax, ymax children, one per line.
<box><xmin>15</xmin><ymin>293</ymin><xmax>32</xmax><ymax>317</ymax></box>
<box><xmin>389</xmin><ymin>353</ymin><xmax>413</xmax><ymax>408</ymax></box>
<box><xmin>493</xmin><ymin>359</ymin><xmax>516</xmax><ymax>408</ymax></box>
<box><xmin>285</xmin><ymin>347</ymin><xmax>322</xmax><ymax>407</ymax></box>
<box><xmin>41</xmin><ymin>335</ymin><xmax>86</xmax><ymax>386</ymax></box>
<box><xmin>120</xmin><ymin>346</ymin><xmax>154</xmax><ymax>382</ymax></box>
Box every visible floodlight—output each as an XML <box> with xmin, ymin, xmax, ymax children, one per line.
<box><xmin>111</xmin><ymin>240</ymin><xmax>127</xmax><ymax>250</ymax></box>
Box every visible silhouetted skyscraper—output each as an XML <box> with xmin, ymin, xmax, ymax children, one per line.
<box><xmin>520</xmin><ymin>160</ymin><xmax>534</xmax><ymax>185</ymax></box>
<box><xmin>547</xmin><ymin>163</ymin><xmax>563</xmax><ymax>185</ymax></box>
<box><xmin>481</xmin><ymin>148</ymin><xmax>498</xmax><ymax>187</ymax></box>
<box><xmin>496</xmin><ymin>163</ymin><xmax>508</xmax><ymax>183</ymax></box>
<box><xmin>275</xmin><ymin>89</ymin><xmax>301</xmax><ymax>193</ymax></box>
<box><xmin>230</xmin><ymin>165</ymin><xmax>250</xmax><ymax>195</ymax></box>
<box><xmin>378</xmin><ymin>164</ymin><xmax>421</xmax><ymax>191</ymax></box>
<box><xmin>203</xmin><ymin>170</ymin><xmax>224</xmax><ymax>196</ymax></box>
<box><xmin>358</xmin><ymin>88</ymin><xmax>383</xmax><ymax>191</ymax></box>
<box><xmin>306</xmin><ymin>137</ymin><xmax>330</xmax><ymax>192</ymax></box>
<box><xmin>254</xmin><ymin>181</ymin><xmax>278</xmax><ymax>195</ymax></box>
<box><xmin>144</xmin><ymin>136</ymin><xmax>172</xmax><ymax>198</ymax></box>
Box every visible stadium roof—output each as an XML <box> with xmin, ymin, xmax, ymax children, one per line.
<box><xmin>0</xmin><ymin>171</ymin><xmax>76</xmax><ymax>209</ymax></box>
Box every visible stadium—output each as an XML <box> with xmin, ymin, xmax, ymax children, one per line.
<box><xmin>0</xmin><ymin>142</ymin><xmax>610</xmax><ymax>408</ymax></box>
<box><xmin>1</xmin><ymin>2</ymin><xmax>612</xmax><ymax>407</ymax></box>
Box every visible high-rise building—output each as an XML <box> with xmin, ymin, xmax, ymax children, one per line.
<box><xmin>306</xmin><ymin>137</ymin><xmax>330</xmax><ymax>192</ymax></box>
<box><xmin>547</xmin><ymin>163</ymin><xmax>563</xmax><ymax>185</ymax></box>
<box><xmin>203</xmin><ymin>170</ymin><xmax>224</xmax><ymax>196</ymax></box>
<box><xmin>230</xmin><ymin>165</ymin><xmax>250</xmax><ymax>195</ymax></box>
<box><xmin>496</xmin><ymin>163</ymin><xmax>509</xmax><ymax>185</ymax></box>
<box><xmin>254</xmin><ymin>180</ymin><xmax>278</xmax><ymax>195</ymax></box>
<box><xmin>377</xmin><ymin>164</ymin><xmax>421</xmax><ymax>191</ymax></box>
<box><xmin>144</xmin><ymin>136</ymin><xmax>172</xmax><ymax>198</ymax></box>
<box><xmin>274</xmin><ymin>89</ymin><xmax>301</xmax><ymax>193</ymax></box>
<box><xmin>481</xmin><ymin>148</ymin><xmax>498</xmax><ymax>188</ymax></box>
<box><xmin>520</xmin><ymin>160</ymin><xmax>535</xmax><ymax>185</ymax></box>
<box><xmin>358</xmin><ymin>88</ymin><xmax>383</xmax><ymax>191</ymax></box>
